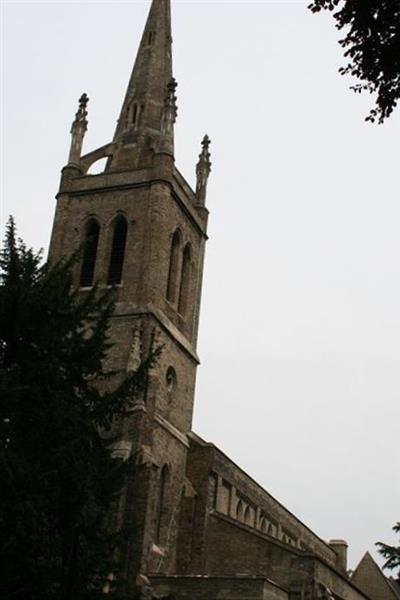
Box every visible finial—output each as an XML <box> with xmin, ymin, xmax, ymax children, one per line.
<box><xmin>72</xmin><ymin>93</ymin><xmax>89</xmax><ymax>131</ymax></box>
<box><xmin>158</xmin><ymin>78</ymin><xmax>178</xmax><ymax>156</ymax></box>
<box><xmin>195</xmin><ymin>135</ymin><xmax>212</xmax><ymax>205</ymax></box>
<box><xmin>79</xmin><ymin>92</ymin><xmax>89</xmax><ymax>107</ymax></box>
<box><xmin>161</xmin><ymin>78</ymin><xmax>178</xmax><ymax>134</ymax></box>
<box><xmin>67</xmin><ymin>92</ymin><xmax>89</xmax><ymax>167</ymax></box>
<box><xmin>200</xmin><ymin>135</ymin><xmax>211</xmax><ymax>163</ymax></box>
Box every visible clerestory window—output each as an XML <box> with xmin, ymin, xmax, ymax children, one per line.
<box><xmin>236</xmin><ymin>500</ymin><xmax>244</xmax><ymax>522</ymax></box>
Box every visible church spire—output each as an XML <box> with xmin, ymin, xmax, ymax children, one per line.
<box><xmin>111</xmin><ymin>0</ymin><xmax>174</xmax><ymax>166</ymax></box>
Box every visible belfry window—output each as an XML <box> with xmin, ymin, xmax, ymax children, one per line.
<box><xmin>80</xmin><ymin>220</ymin><xmax>100</xmax><ymax>287</ymax></box>
<box><xmin>166</xmin><ymin>230</ymin><xmax>181</xmax><ymax>303</ymax></box>
<box><xmin>107</xmin><ymin>216</ymin><xmax>128</xmax><ymax>285</ymax></box>
<box><xmin>178</xmin><ymin>243</ymin><xmax>191</xmax><ymax>316</ymax></box>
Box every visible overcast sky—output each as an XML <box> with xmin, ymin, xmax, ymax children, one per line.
<box><xmin>2</xmin><ymin>0</ymin><xmax>399</xmax><ymax>572</ymax></box>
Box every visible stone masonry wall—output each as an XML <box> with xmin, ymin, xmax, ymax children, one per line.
<box><xmin>150</xmin><ymin>575</ymin><xmax>288</xmax><ymax>600</ymax></box>
<box><xmin>205</xmin><ymin>514</ymin><xmax>370</xmax><ymax>600</ymax></box>
<box><xmin>183</xmin><ymin>436</ymin><xmax>339</xmax><ymax>571</ymax></box>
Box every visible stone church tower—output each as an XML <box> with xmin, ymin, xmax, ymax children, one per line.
<box><xmin>49</xmin><ymin>0</ymin><xmax>211</xmax><ymax>587</ymax></box>
<box><xmin>48</xmin><ymin>2</ymin><xmax>380</xmax><ymax>599</ymax></box>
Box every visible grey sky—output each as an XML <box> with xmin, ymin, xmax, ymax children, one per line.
<box><xmin>2</xmin><ymin>0</ymin><xmax>399</xmax><ymax>571</ymax></box>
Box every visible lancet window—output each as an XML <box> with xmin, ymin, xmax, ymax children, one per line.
<box><xmin>244</xmin><ymin>506</ymin><xmax>252</xmax><ymax>526</ymax></box>
<box><xmin>166</xmin><ymin>229</ymin><xmax>181</xmax><ymax>303</ymax></box>
<box><xmin>107</xmin><ymin>216</ymin><xmax>128</xmax><ymax>286</ymax></box>
<box><xmin>260</xmin><ymin>517</ymin><xmax>268</xmax><ymax>534</ymax></box>
<box><xmin>236</xmin><ymin>500</ymin><xmax>244</xmax><ymax>522</ymax></box>
<box><xmin>80</xmin><ymin>219</ymin><xmax>100</xmax><ymax>287</ymax></box>
<box><xmin>178</xmin><ymin>243</ymin><xmax>191</xmax><ymax>317</ymax></box>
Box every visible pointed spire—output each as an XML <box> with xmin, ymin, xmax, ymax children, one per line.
<box><xmin>68</xmin><ymin>93</ymin><xmax>89</xmax><ymax>166</ymax></box>
<box><xmin>110</xmin><ymin>0</ymin><xmax>174</xmax><ymax>168</ymax></box>
<box><xmin>195</xmin><ymin>135</ymin><xmax>212</xmax><ymax>206</ymax></box>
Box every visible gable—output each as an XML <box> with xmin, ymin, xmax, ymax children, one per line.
<box><xmin>352</xmin><ymin>553</ymin><xmax>399</xmax><ymax>600</ymax></box>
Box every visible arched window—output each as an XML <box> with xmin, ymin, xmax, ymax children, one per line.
<box><xmin>260</xmin><ymin>517</ymin><xmax>268</xmax><ymax>534</ymax></box>
<box><xmin>236</xmin><ymin>500</ymin><xmax>244</xmax><ymax>522</ymax></box>
<box><xmin>107</xmin><ymin>216</ymin><xmax>128</xmax><ymax>285</ymax></box>
<box><xmin>155</xmin><ymin>465</ymin><xmax>168</xmax><ymax>545</ymax></box>
<box><xmin>80</xmin><ymin>220</ymin><xmax>100</xmax><ymax>287</ymax></box>
<box><xmin>244</xmin><ymin>506</ymin><xmax>252</xmax><ymax>526</ymax></box>
<box><xmin>166</xmin><ymin>230</ymin><xmax>181</xmax><ymax>303</ymax></box>
<box><xmin>178</xmin><ymin>243</ymin><xmax>191</xmax><ymax>316</ymax></box>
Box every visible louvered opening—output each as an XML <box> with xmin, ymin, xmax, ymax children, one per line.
<box><xmin>79</xmin><ymin>220</ymin><xmax>100</xmax><ymax>287</ymax></box>
<box><xmin>107</xmin><ymin>217</ymin><xmax>128</xmax><ymax>285</ymax></box>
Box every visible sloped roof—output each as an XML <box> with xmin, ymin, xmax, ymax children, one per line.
<box><xmin>352</xmin><ymin>552</ymin><xmax>400</xmax><ymax>600</ymax></box>
<box><xmin>387</xmin><ymin>577</ymin><xmax>400</xmax><ymax>599</ymax></box>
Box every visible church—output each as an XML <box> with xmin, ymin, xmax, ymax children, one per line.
<box><xmin>48</xmin><ymin>1</ymin><xmax>397</xmax><ymax>599</ymax></box>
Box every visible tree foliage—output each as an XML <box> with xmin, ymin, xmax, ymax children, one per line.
<box><xmin>0</xmin><ymin>218</ymin><xmax>157</xmax><ymax>600</ymax></box>
<box><xmin>308</xmin><ymin>0</ymin><xmax>400</xmax><ymax>123</ymax></box>
<box><xmin>376</xmin><ymin>522</ymin><xmax>400</xmax><ymax>579</ymax></box>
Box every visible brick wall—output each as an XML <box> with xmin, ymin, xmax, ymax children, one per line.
<box><xmin>205</xmin><ymin>514</ymin><xmax>369</xmax><ymax>600</ymax></box>
<box><xmin>182</xmin><ymin>435</ymin><xmax>339</xmax><ymax>571</ymax></box>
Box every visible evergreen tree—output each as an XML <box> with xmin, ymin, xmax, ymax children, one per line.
<box><xmin>376</xmin><ymin>522</ymin><xmax>400</xmax><ymax>581</ymax></box>
<box><xmin>0</xmin><ymin>217</ymin><xmax>158</xmax><ymax>600</ymax></box>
